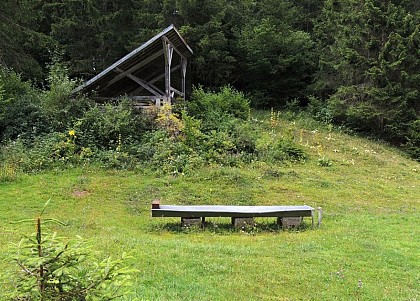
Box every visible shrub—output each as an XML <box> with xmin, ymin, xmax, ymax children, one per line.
<box><xmin>256</xmin><ymin>134</ymin><xmax>306</xmax><ymax>163</ymax></box>
<box><xmin>246</xmin><ymin>90</ymin><xmax>274</xmax><ymax>109</ymax></box>
<box><xmin>0</xmin><ymin>67</ymin><xmax>35</xmax><ymax>100</ymax></box>
<box><xmin>0</xmin><ymin>132</ymin><xmax>83</xmax><ymax>172</ymax></box>
<box><xmin>136</xmin><ymin>130</ymin><xmax>203</xmax><ymax>174</ymax></box>
<box><xmin>179</xmin><ymin>111</ymin><xmax>205</xmax><ymax>149</ymax></box>
<box><xmin>95</xmin><ymin>142</ymin><xmax>139</xmax><ymax>170</ymax></box>
<box><xmin>187</xmin><ymin>86</ymin><xmax>250</xmax><ymax>130</ymax></box>
<box><xmin>230</xmin><ymin>121</ymin><xmax>258</xmax><ymax>154</ymax></box>
<box><xmin>74</xmin><ymin>99</ymin><xmax>147</xmax><ymax>150</ymax></box>
<box><xmin>41</xmin><ymin>58</ymin><xmax>87</xmax><ymax>131</ymax></box>
<box><xmin>0</xmin><ymin>161</ymin><xmax>18</xmax><ymax>182</ymax></box>
<box><xmin>317</xmin><ymin>156</ymin><xmax>333</xmax><ymax>167</ymax></box>
<box><xmin>307</xmin><ymin>96</ymin><xmax>333</xmax><ymax>124</ymax></box>
<box><xmin>155</xmin><ymin>104</ymin><xmax>184</xmax><ymax>137</ymax></box>
<box><xmin>0</xmin><ymin>68</ymin><xmax>51</xmax><ymax>143</ymax></box>
<box><xmin>1</xmin><ymin>95</ymin><xmax>52</xmax><ymax>142</ymax></box>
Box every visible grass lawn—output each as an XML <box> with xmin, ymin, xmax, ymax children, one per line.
<box><xmin>1</xmin><ymin>112</ymin><xmax>419</xmax><ymax>300</ymax></box>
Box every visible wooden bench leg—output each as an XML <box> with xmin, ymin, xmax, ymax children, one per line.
<box><xmin>232</xmin><ymin>217</ymin><xmax>255</xmax><ymax>228</ymax></box>
<box><xmin>311</xmin><ymin>210</ymin><xmax>314</xmax><ymax>229</ymax></box>
<box><xmin>277</xmin><ymin>217</ymin><xmax>302</xmax><ymax>229</ymax></box>
<box><xmin>181</xmin><ymin>217</ymin><xmax>202</xmax><ymax>227</ymax></box>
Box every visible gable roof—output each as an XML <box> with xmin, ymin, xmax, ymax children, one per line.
<box><xmin>72</xmin><ymin>24</ymin><xmax>193</xmax><ymax>98</ymax></box>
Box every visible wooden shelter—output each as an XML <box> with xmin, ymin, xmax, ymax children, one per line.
<box><xmin>72</xmin><ymin>25</ymin><xmax>193</xmax><ymax>107</ymax></box>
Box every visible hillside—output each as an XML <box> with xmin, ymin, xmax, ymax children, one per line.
<box><xmin>1</xmin><ymin>111</ymin><xmax>419</xmax><ymax>300</ymax></box>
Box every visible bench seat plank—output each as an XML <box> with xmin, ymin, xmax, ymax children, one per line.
<box><xmin>152</xmin><ymin>205</ymin><xmax>314</xmax><ymax>218</ymax></box>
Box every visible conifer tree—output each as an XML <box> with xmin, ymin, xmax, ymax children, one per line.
<box><xmin>314</xmin><ymin>0</ymin><xmax>419</xmax><ymax>147</ymax></box>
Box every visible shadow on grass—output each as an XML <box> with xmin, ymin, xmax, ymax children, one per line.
<box><xmin>147</xmin><ymin>220</ymin><xmax>312</xmax><ymax>235</ymax></box>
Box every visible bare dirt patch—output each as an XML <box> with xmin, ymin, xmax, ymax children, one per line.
<box><xmin>73</xmin><ymin>190</ymin><xmax>89</xmax><ymax>197</ymax></box>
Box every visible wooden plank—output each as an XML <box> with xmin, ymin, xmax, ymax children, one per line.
<box><xmin>131</xmin><ymin>96</ymin><xmax>164</xmax><ymax>100</ymax></box>
<box><xmin>131</xmin><ymin>82</ymin><xmax>165</xmax><ymax>96</ymax></box>
<box><xmin>152</xmin><ymin>205</ymin><xmax>314</xmax><ymax>218</ymax></box>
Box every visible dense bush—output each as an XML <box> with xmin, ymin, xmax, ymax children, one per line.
<box><xmin>306</xmin><ymin>96</ymin><xmax>333</xmax><ymax>124</ymax></box>
<box><xmin>0</xmin><ymin>68</ymin><xmax>51</xmax><ymax>143</ymax></box>
<box><xmin>42</xmin><ymin>59</ymin><xmax>90</xmax><ymax>131</ymax></box>
<box><xmin>0</xmin><ymin>81</ymin><xmax>308</xmax><ymax>175</ymax></box>
<box><xmin>0</xmin><ymin>133</ymin><xmax>77</xmax><ymax>172</ymax></box>
<box><xmin>187</xmin><ymin>86</ymin><xmax>250</xmax><ymax>130</ymax></box>
<box><xmin>256</xmin><ymin>133</ymin><xmax>306</xmax><ymax>163</ymax></box>
<box><xmin>133</xmin><ymin>89</ymin><xmax>306</xmax><ymax>173</ymax></box>
<box><xmin>74</xmin><ymin>99</ymin><xmax>148</xmax><ymax>150</ymax></box>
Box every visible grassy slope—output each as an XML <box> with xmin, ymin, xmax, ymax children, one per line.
<box><xmin>1</xmin><ymin>111</ymin><xmax>419</xmax><ymax>300</ymax></box>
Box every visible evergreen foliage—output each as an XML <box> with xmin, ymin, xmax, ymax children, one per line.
<box><xmin>8</xmin><ymin>202</ymin><xmax>135</xmax><ymax>300</ymax></box>
<box><xmin>313</xmin><ymin>0</ymin><xmax>419</xmax><ymax>151</ymax></box>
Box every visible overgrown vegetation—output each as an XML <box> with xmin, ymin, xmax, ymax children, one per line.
<box><xmin>0</xmin><ymin>69</ymin><xmax>308</xmax><ymax>176</ymax></box>
<box><xmin>0</xmin><ymin>1</ymin><xmax>419</xmax><ymax>298</ymax></box>
<box><xmin>0</xmin><ymin>122</ymin><xmax>418</xmax><ymax>299</ymax></box>
<box><xmin>1</xmin><ymin>0</ymin><xmax>418</xmax><ymax>159</ymax></box>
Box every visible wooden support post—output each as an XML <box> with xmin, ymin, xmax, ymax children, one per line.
<box><xmin>162</xmin><ymin>38</ymin><xmax>173</xmax><ymax>105</ymax></box>
<box><xmin>181</xmin><ymin>58</ymin><xmax>187</xmax><ymax>101</ymax></box>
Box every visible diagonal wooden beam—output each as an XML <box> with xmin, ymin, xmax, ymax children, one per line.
<box><xmin>119</xmin><ymin>71</ymin><xmax>161</xmax><ymax>97</ymax></box>
<box><xmin>149</xmin><ymin>64</ymin><xmax>181</xmax><ymax>85</ymax></box>
<box><xmin>131</xmin><ymin>81</ymin><xmax>164</xmax><ymax>96</ymax></box>
<box><xmin>170</xmin><ymin>87</ymin><xmax>184</xmax><ymax>97</ymax></box>
<box><xmin>130</xmin><ymin>64</ymin><xmax>182</xmax><ymax>97</ymax></box>
<box><xmin>105</xmin><ymin>49</ymin><xmax>164</xmax><ymax>88</ymax></box>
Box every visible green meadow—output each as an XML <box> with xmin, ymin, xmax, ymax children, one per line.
<box><xmin>1</xmin><ymin>113</ymin><xmax>419</xmax><ymax>300</ymax></box>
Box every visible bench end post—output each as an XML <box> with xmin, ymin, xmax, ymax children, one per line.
<box><xmin>152</xmin><ymin>199</ymin><xmax>160</xmax><ymax>209</ymax></box>
<box><xmin>317</xmin><ymin>207</ymin><xmax>323</xmax><ymax>228</ymax></box>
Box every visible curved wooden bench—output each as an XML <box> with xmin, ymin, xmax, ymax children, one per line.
<box><xmin>151</xmin><ymin>200</ymin><xmax>315</xmax><ymax>229</ymax></box>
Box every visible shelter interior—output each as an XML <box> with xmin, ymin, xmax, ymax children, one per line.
<box><xmin>72</xmin><ymin>25</ymin><xmax>193</xmax><ymax>108</ymax></box>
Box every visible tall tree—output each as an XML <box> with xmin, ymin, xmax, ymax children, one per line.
<box><xmin>237</xmin><ymin>1</ymin><xmax>317</xmax><ymax>106</ymax></box>
<box><xmin>313</xmin><ymin>0</ymin><xmax>419</xmax><ymax>145</ymax></box>
<box><xmin>0</xmin><ymin>0</ymin><xmax>53</xmax><ymax>81</ymax></box>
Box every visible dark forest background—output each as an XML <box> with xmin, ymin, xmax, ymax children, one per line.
<box><xmin>0</xmin><ymin>0</ymin><xmax>419</xmax><ymax>159</ymax></box>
